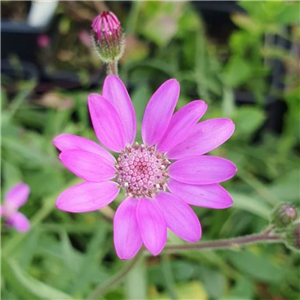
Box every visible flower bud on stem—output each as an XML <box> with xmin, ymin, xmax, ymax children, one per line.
<box><xmin>271</xmin><ymin>203</ymin><xmax>298</xmax><ymax>229</ymax></box>
<box><xmin>91</xmin><ymin>11</ymin><xmax>125</xmax><ymax>76</ymax></box>
<box><xmin>285</xmin><ymin>221</ymin><xmax>300</xmax><ymax>252</ymax></box>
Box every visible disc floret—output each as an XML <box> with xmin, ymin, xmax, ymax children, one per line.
<box><xmin>116</xmin><ymin>142</ymin><xmax>170</xmax><ymax>198</ymax></box>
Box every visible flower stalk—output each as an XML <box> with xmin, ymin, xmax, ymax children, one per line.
<box><xmin>86</xmin><ymin>252</ymin><xmax>143</xmax><ymax>300</ymax></box>
<box><xmin>163</xmin><ymin>230</ymin><xmax>282</xmax><ymax>254</ymax></box>
<box><xmin>108</xmin><ymin>60</ymin><xmax>119</xmax><ymax>76</ymax></box>
<box><xmin>86</xmin><ymin>226</ymin><xmax>283</xmax><ymax>299</ymax></box>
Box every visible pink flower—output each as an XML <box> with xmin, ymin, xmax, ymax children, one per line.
<box><xmin>1</xmin><ymin>183</ymin><xmax>31</xmax><ymax>232</ymax></box>
<box><xmin>54</xmin><ymin>76</ymin><xmax>237</xmax><ymax>260</ymax></box>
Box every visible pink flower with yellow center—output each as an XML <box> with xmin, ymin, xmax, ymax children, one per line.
<box><xmin>1</xmin><ymin>183</ymin><xmax>31</xmax><ymax>232</ymax></box>
<box><xmin>54</xmin><ymin>75</ymin><xmax>237</xmax><ymax>260</ymax></box>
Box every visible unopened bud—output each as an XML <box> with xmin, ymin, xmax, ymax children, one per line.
<box><xmin>91</xmin><ymin>11</ymin><xmax>125</xmax><ymax>63</ymax></box>
<box><xmin>285</xmin><ymin>221</ymin><xmax>300</xmax><ymax>252</ymax></box>
<box><xmin>271</xmin><ymin>203</ymin><xmax>298</xmax><ymax>229</ymax></box>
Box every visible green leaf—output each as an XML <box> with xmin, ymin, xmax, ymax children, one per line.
<box><xmin>131</xmin><ymin>85</ymin><xmax>151</xmax><ymax>126</ymax></box>
<box><xmin>229</xmin><ymin>192</ymin><xmax>271</xmax><ymax>220</ymax></box>
<box><xmin>198</xmin><ymin>266</ymin><xmax>227</xmax><ymax>299</ymax></box>
<box><xmin>223</xmin><ymin>57</ymin><xmax>252</xmax><ymax>88</ymax></box>
<box><xmin>60</xmin><ymin>230</ymin><xmax>79</xmax><ymax>273</ymax></box>
<box><xmin>2</xmin><ymin>258</ymin><xmax>72</xmax><ymax>299</ymax></box>
<box><xmin>227</xmin><ymin>250</ymin><xmax>285</xmax><ymax>283</ymax></box>
<box><xmin>268</xmin><ymin>170</ymin><xmax>300</xmax><ymax>203</ymax></box>
<box><xmin>233</xmin><ymin>107</ymin><xmax>266</xmax><ymax>139</ymax></box>
<box><xmin>270</xmin><ymin>2</ymin><xmax>300</xmax><ymax>25</ymax></box>
<box><xmin>231</xmin><ymin>277</ymin><xmax>254</xmax><ymax>299</ymax></box>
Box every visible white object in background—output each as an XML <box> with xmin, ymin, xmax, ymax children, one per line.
<box><xmin>27</xmin><ymin>0</ymin><xmax>59</xmax><ymax>28</ymax></box>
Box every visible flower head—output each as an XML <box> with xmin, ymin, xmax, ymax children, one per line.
<box><xmin>54</xmin><ymin>75</ymin><xmax>237</xmax><ymax>259</ymax></box>
<box><xmin>91</xmin><ymin>11</ymin><xmax>125</xmax><ymax>63</ymax></box>
<box><xmin>1</xmin><ymin>183</ymin><xmax>31</xmax><ymax>232</ymax></box>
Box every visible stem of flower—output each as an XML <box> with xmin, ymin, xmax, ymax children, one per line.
<box><xmin>124</xmin><ymin>254</ymin><xmax>147</xmax><ymax>300</ymax></box>
<box><xmin>107</xmin><ymin>60</ymin><xmax>119</xmax><ymax>76</ymax></box>
<box><xmin>163</xmin><ymin>231</ymin><xmax>282</xmax><ymax>254</ymax></box>
<box><xmin>85</xmin><ymin>227</ymin><xmax>283</xmax><ymax>299</ymax></box>
<box><xmin>86</xmin><ymin>251</ymin><xmax>143</xmax><ymax>300</ymax></box>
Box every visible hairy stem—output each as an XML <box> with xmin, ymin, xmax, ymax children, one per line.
<box><xmin>163</xmin><ymin>231</ymin><xmax>282</xmax><ymax>254</ymax></box>
<box><xmin>107</xmin><ymin>60</ymin><xmax>118</xmax><ymax>76</ymax></box>
<box><xmin>85</xmin><ymin>228</ymin><xmax>283</xmax><ymax>298</ymax></box>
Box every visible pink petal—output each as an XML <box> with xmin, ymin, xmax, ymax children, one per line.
<box><xmin>9</xmin><ymin>212</ymin><xmax>30</xmax><ymax>232</ymax></box>
<box><xmin>136</xmin><ymin>198</ymin><xmax>167</xmax><ymax>256</ymax></box>
<box><xmin>169</xmin><ymin>156</ymin><xmax>237</xmax><ymax>185</ymax></box>
<box><xmin>157</xmin><ymin>100</ymin><xmax>207</xmax><ymax>153</ymax></box>
<box><xmin>167</xmin><ymin>179</ymin><xmax>233</xmax><ymax>209</ymax></box>
<box><xmin>103</xmin><ymin>75</ymin><xmax>136</xmax><ymax>144</ymax></box>
<box><xmin>141</xmin><ymin>79</ymin><xmax>180</xmax><ymax>146</ymax></box>
<box><xmin>114</xmin><ymin>198</ymin><xmax>143</xmax><ymax>260</ymax></box>
<box><xmin>155</xmin><ymin>192</ymin><xmax>201</xmax><ymax>242</ymax></box>
<box><xmin>56</xmin><ymin>181</ymin><xmax>119</xmax><ymax>213</ymax></box>
<box><xmin>88</xmin><ymin>94</ymin><xmax>126</xmax><ymax>152</ymax></box>
<box><xmin>53</xmin><ymin>134</ymin><xmax>115</xmax><ymax>164</ymax></box>
<box><xmin>167</xmin><ymin>118</ymin><xmax>235</xmax><ymax>159</ymax></box>
<box><xmin>5</xmin><ymin>183</ymin><xmax>30</xmax><ymax>209</ymax></box>
<box><xmin>59</xmin><ymin>150</ymin><xmax>115</xmax><ymax>182</ymax></box>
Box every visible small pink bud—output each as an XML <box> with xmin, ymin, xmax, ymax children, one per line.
<box><xmin>271</xmin><ymin>203</ymin><xmax>298</xmax><ymax>228</ymax></box>
<box><xmin>91</xmin><ymin>11</ymin><xmax>125</xmax><ymax>63</ymax></box>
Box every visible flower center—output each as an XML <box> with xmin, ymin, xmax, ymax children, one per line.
<box><xmin>116</xmin><ymin>142</ymin><xmax>170</xmax><ymax>198</ymax></box>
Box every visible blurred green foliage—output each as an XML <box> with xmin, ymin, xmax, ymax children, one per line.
<box><xmin>1</xmin><ymin>1</ymin><xmax>299</xmax><ymax>300</ymax></box>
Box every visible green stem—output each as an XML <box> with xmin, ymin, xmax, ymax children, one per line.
<box><xmin>126</xmin><ymin>1</ymin><xmax>142</xmax><ymax>35</ymax></box>
<box><xmin>86</xmin><ymin>228</ymin><xmax>283</xmax><ymax>298</ymax></box>
<box><xmin>161</xmin><ymin>255</ymin><xmax>178</xmax><ymax>300</ymax></box>
<box><xmin>124</xmin><ymin>254</ymin><xmax>147</xmax><ymax>300</ymax></box>
<box><xmin>86</xmin><ymin>252</ymin><xmax>143</xmax><ymax>300</ymax></box>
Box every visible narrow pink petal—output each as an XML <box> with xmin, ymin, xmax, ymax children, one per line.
<box><xmin>169</xmin><ymin>156</ymin><xmax>237</xmax><ymax>184</ymax></box>
<box><xmin>167</xmin><ymin>118</ymin><xmax>235</xmax><ymax>159</ymax></box>
<box><xmin>141</xmin><ymin>79</ymin><xmax>180</xmax><ymax>146</ymax></box>
<box><xmin>137</xmin><ymin>198</ymin><xmax>167</xmax><ymax>256</ymax></box>
<box><xmin>157</xmin><ymin>100</ymin><xmax>207</xmax><ymax>153</ymax></box>
<box><xmin>114</xmin><ymin>198</ymin><xmax>143</xmax><ymax>260</ymax></box>
<box><xmin>53</xmin><ymin>134</ymin><xmax>115</xmax><ymax>164</ymax></box>
<box><xmin>9</xmin><ymin>212</ymin><xmax>30</xmax><ymax>232</ymax></box>
<box><xmin>5</xmin><ymin>183</ymin><xmax>30</xmax><ymax>209</ymax></box>
<box><xmin>56</xmin><ymin>181</ymin><xmax>119</xmax><ymax>213</ymax></box>
<box><xmin>167</xmin><ymin>179</ymin><xmax>233</xmax><ymax>209</ymax></box>
<box><xmin>103</xmin><ymin>75</ymin><xmax>136</xmax><ymax>144</ymax></box>
<box><xmin>155</xmin><ymin>192</ymin><xmax>201</xmax><ymax>242</ymax></box>
<box><xmin>59</xmin><ymin>150</ymin><xmax>115</xmax><ymax>182</ymax></box>
<box><xmin>88</xmin><ymin>94</ymin><xmax>126</xmax><ymax>152</ymax></box>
